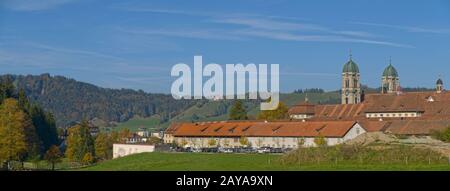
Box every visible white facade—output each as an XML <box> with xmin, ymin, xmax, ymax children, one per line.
<box><xmin>172</xmin><ymin>123</ymin><xmax>366</xmax><ymax>149</ymax></box>
<box><xmin>113</xmin><ymin>144</ymin><xmax>155</xmax><ymax>159</ymax></box>
<box><xmin>136</xmin><ymin>130</ymin><xmax>150</xmax><ymax>137</ymax></box>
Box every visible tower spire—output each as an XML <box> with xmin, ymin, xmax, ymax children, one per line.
<box><xmin>349</xmin><ymin>49</ymin><xmax>352</xmax><ymax>60</ymax></box>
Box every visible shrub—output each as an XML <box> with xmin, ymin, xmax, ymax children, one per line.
<box><xmin>431</xmin><ymin>126</ymin><xmax>450</xmax><ymax>142</ymax></box>
<box><xmin>82</xmin><ymin>153</ymin><xmax>95</xmax><ymax>165</ymax></box>
<box><xmin>280</xmin><ymin>144</ymin><xmax>447</xmax><ymax>165</ymax></box>
<box><xmin>314</xmin><ymin>135</ymin><xmax>327</xmax><ymax>147</ymax></box>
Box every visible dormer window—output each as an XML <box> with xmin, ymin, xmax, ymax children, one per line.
<box><xmin>427</xmin><ymin>96</ymin><xmax>434</xmax><ymax>102</ymax></box>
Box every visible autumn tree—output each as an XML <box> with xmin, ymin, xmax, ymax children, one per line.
<box><xmin>118</xmin><ymin>129</ymin><xmax>132</xmax><ymax>143</ymax></box>
<box><xmin>239</xmin><ymin>136</ymin><xmax>250</xmax><ymax>147</ymax></box>
<box><xmin>223</xmin><ymin>139</ymin><xmax>230</xmax><ymax>147</ymax></box>
<box><xmin>297</xmin><ymin>138</ymin><xmax>305</xmax><ymax>148</ymax></box>
<box><xmin>0</xmin><ymin>98</ymin><xmax>39</xmax><ymax>169</ymax></box>
<box><xmin>180</xmin><ymin>139</ymin><xmax>188</xmax><ymax>148</ymax></box>
<box><xmin>95</xmin><ymin>132</ymin><xmax>112</xmax><ymax>160</ymax></box>
<box><xmin>208</xmin><ymin>139</ymin><xmax>217</xmax><ymax>147</ymax></box>
<box><xmin>82</xmin><ymin>152</ymin><xmax>94</xmax><ymax>165</ymax></box>
<box><xmin>110</xmin><ymin>130</ymin><xmax>120</xmax><ymax>143</ymax></box>
<box><xmin>229</xmin><ymin>100</ymin><xmax>248</xmax><ymax>120</ymax></box>
<box><xmin>147</xmin><ymin>136</ymin><xmax>162</xmax><ymax>145</ymax></box>
<box><xmin>65</xmin><ymin>121</ymin><xmax>95</xmax><ymax>162</ymax></box>
<box><xmin>314</xmin><ymin>135</ymin><xmax>327</xmax><ymax>147</ymax></box>
<box><xmin>44</xmin><ymin>145</ymin><xmax>62</xmax><ymax>171</ymax></box>
<box><xmin>257</xmin><ymin>102</ymin><xmax>289</xmax><ymax>120</ymax></box>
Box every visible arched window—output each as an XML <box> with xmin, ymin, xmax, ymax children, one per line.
<box><xmin>345</xmin><ymin>80</ymin><xmax>350</xmax><ymax>88</ymax></box>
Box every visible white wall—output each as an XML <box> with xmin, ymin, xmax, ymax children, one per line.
<box><xmin>113</xmin><ymin>144</ymin><xmax>155</xmax><ymax>159</ymax></box>
<box><xmin>342</xmin><ymin>123</ymin><xmax>366</xmax><ymax>141</ymax></box>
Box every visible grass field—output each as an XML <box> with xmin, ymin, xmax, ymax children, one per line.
<box><xmin>82</xmin><ymin>152</ymin><xmax>450</xmax><ymax>171</ymax></box>
<box><xmin>111</xmin><ymin>115</ymin><xmax>161</xmax><ymax>132</ymax></box>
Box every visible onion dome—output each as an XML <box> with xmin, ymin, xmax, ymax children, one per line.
<box><xmin>382</xmin><ymin>64</ymin><xmax>398</xmax><ymax>77</ymax></box>
<box><xmin>343</xmin><ymin>59</ymin><xmax>359</xmax><ymax>73</ymax></box>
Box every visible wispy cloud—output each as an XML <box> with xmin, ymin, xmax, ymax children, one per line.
<box><xmin>333</xmin><ymin>30</ymin><xmax>379</xmax><ymax>38</ymax></box>
<box><xmin>211</xmin><ymin>17</ymin><xmax>327</xmax><ymax>31</ymax></box>
<box><xmin>117</xmin><ymin>7</ymin><xmax>211</xmax><ymax>17</ymax></box>
<box><xmin>351</xmin><ymin>21</ymin><xmax>450</xmax><ymax>35</ymax></box>
<box><xmin>234</xmin><ymin>29</ymin><xmax>414</xmax><ymax>48</ymax></box>
<box><xmin>0</xmin><ymin>40</ymin><xmax>126</xmax><ymax>72</ymax></box>
<box><xmin>118</xmin><ymin>7</ymin><xmax>413</xmax><ymax>48</ymax></box>
<box><xmin>119</xmin><ymin>28</ymin><xmax>243</xmax><ymax>41</ymax></box>
<box><xmin>1</xmin><ymin>0</ymin><xmax>78</xmax><ymax>11</ymax></box>
<box><xmin>281</xmin><ymin>72</ymin><xmax>339</xmax><ymax>77</ymax></box>
<box><xmin>24</xmin><ymin>42</ymin><xmax>123</xmax><ymax>60</ymax></box>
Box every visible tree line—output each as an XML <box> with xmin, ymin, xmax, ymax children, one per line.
<box><xmin>0</xmin><ymin>77</ymin><xmax>59</xmax><ymax>170</ymax></box>
<box><xmin>228</xmin><ymin>100</ymin><xmax>289</xmax><ymax>121</ymax></box>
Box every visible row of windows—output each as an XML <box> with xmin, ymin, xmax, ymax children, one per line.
<box><xmin>366</xmin><ymin>113</ymin><xmax>418</xmax><ymax>118</ymax></box>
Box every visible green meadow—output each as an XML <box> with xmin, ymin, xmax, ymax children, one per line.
<box><xmin>82</xmin><ymin>152</ymin><xmax>450</xmax><ymax>171</ymax></box>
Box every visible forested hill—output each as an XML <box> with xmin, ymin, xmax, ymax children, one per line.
<box><xmin>1</xmin><ymin>73</ymin><xmax>436</xmax><ymax>129</ymax></box>
<box><xmin>1</xmin><ymin>74</ymin><xmax>195</xmax><ymax>127</ymax></box>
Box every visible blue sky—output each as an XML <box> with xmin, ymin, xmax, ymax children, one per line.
<box><xmin>1</xmin><ymin>0</ymin><xmax>450</xmax><ymax>93</ymax></box>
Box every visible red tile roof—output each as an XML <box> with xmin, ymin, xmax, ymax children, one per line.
<box><xmin>289</xmin><ymin>91</ymin><xmax>450</xmax><ymax>120</ymax></box>
<box><xmin>168</xmin><ymin>121</ymin><xmax>359</xmax><ymax>138</ymax></box>
<box><xmin>384</xmin><ymin>120</ymin><xmax>450</xmax><ymax>135</ymax></box>
<box><xmin>288</xmin><ymin>101</ymin><xmax>315</xmax><ymax>115</ymax></box>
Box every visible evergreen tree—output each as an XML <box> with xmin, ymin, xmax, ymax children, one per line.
<box><xmin>17</xmin><ymin>89</ymin><xmax>30</xmax><ymax>110</ymax></box>
<box><xmin>0</xmin><ymin>77</ymin><xmax>15</xmax><ymax>104</ymax></box>
<box><xmin>229</xmin><ymin>100</ymin><xmax>248</xmax><ymax>120</ymax></box>
<box><xmin>29</xmin><ymin>105</ymin><xmax>59</xmax><ymax>153</ymax></box>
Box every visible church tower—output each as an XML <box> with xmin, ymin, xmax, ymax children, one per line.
<box><xmin>436</xmin><ymin>78</ymin><xmax>444</xmax><ymax>93</ymax></box>
<box><xmin>381</xmin><ymin>58</ymin><xmax>400</xmax><ymax>94</ymax></box>
<box><xmin>341</xmin><ymin>52</ymin><xmax>361</xmax><ymax>104</ymax></box>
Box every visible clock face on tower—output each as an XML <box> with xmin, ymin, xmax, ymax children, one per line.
<box><xmin>345</xmin><ymin>90</ymin><xmax>349</xmax><ymax>96</ymax></box>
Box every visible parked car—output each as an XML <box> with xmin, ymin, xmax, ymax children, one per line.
<box><xmin>238</xmin><ymin>147</ymin><xmax>256</xmax><ymax>153</ymax></box>
<box><xmin>218</xmin><ymin>147</ymin><xmax>233</xmax><ymax>153</ymax></box>
<box><xmin>257</xmin><ymin>147</ymin><xmax>271</xmax><ymax>154</ymax></box>
<box><xmin>202</xmin><ymin>147</ymin><xmax>219</xmax><ymax>153</ymax></box>
<box><xmin>270</xmin><ymin>148</ymin><xmax>283</xmax><ymax>153</ymax></box>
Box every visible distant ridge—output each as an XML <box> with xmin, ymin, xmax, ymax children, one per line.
<box><xmin>0</xmin><ymin>73</ymin><xmax>196</xmax><ymax>127</ymax></box>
